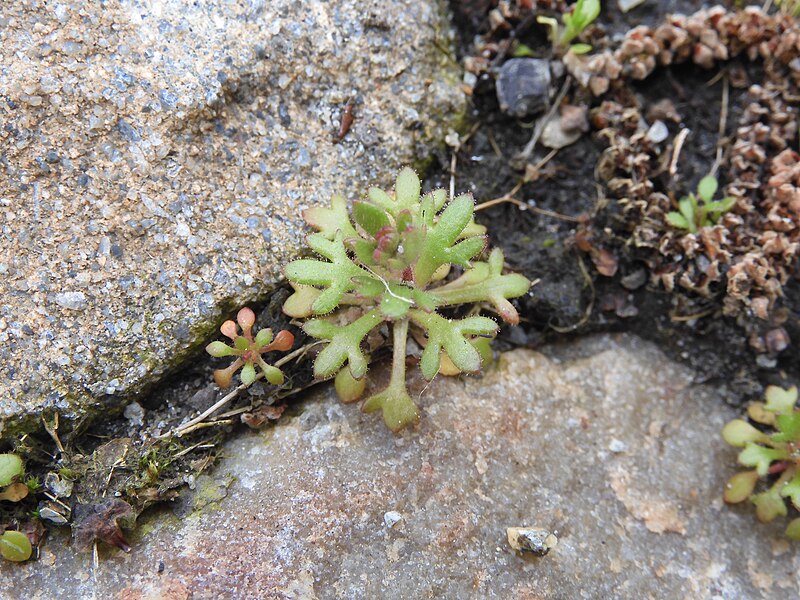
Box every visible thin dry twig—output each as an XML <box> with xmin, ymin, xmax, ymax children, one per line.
<box><xmin>42</xmin><ymin>413</ymin><xmax>65</xmax><ymax>454</ymax></box>
<box><xmin>102</xmin><ymin>445</ymin><xmax>129</xmax><ymax>497</ymax></box>
<box><xmin>669</xmin><ymin>308</ymin><xmax>716</xmax><ymax>322</ymax></box>
<box><xmin>710</xmin><ymin>75</ymin><xmax>729</xmax><ymax>177</ymax></box>
<box><xmin>449</xmin><ymin>121</ymin><xmax>481</xmax><ymax>200</ymax></box>
<box><xmin>669</xmin><ymin>128</ymin><xmax>691</xmax><ymax>177</ymax></box>
<box><xmin>172</xmin><ymin>440</ymin><xmax>216</xmax><ymax>458</ymax></box>
<box><xmin>168</xmin><ymin>420</ymin><xmax>233</xmax><ymax>438</ymax></box>
<box><xmin>474</xmin><ymin>196</ymin><xmax>585</xmax><ymax>222</ymax></box>
<box><xmin>518</xmin><ymin>77</ymin><xmax>571</xmax><ymax>162</ymax></box>
<box><xmin>474</xmin><ymin>150</ymin><xmax>583</xmax><ymax>223</ymax></box>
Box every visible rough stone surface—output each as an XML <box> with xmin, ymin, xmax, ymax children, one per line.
<box><xmin>2</xmin><ymin>335</ymin><xmax>798</xmax><ymax>599</ymax></box>
<box><xmin>0</xmin><ymin>0</ymin><xmax>464</xmax><ymax>434</ymax></box>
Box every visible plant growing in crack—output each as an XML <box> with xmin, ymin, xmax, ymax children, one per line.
<box><xmin>283</xmin><ymin>167</ymin><xmax>531</xmax><ymax>431</ymax></box>
<box><xmin>666</xmin><ymin>175</ymin><xmax>735</xmax><ymax>234</ymax></box>
<box><xmin>538</xmin><ymin>0</ymin><xmax>601</xmax><ymax>56</ymax></box>
<box><xmin>205</xmin><ymin>307</ymin><xmax>295</xmax><ymax>388</ymax></box>
<box><xmin>723</xmin><ymin>385</ymin><xmax>800</xmax><ymax>539</ymax></box>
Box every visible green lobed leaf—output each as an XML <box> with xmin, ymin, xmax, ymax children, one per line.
<box><xmin>285</xmin><ymin>232</ymin><xmax>369</xmax><ymax>314</ymax></box>
<box><xmin>738</xmin><ymin>443</ymin><xmax>789</xmax><ymax>476</ymax></box>
<box><xmin>282</xmin><ymin>284</ymin><xmax>322</xmax><ymax>318</ymax></box>
<box><xmin>304</xmin><ymin>309</ymin><xmax>383</xmax><ymax>379</ymax></box>
<box><xmin>414</xmin><ymin>194</ymin><xmax>483</xmax><ymax>285</ymax></box>
<box><xmin>448</xmin><ymin>237</ymin><xmax>488</xmax><ymax>268</ymax></box>
<box><xmin>697</xmin><ymin>176</ymin><xmax>718</xmax><ymax>203</ymax></box>
<box><xmin>718</xmin><ymin>196</ymin><xmax>736</xmax><ymax>213</ymax></box>
<box><xmin>764</xmin><ymin>385</ymin><xmax>798</xmax><ymax>414</ymax></box>
<box><xmin>351</xmin><ymin>275</ymin><xmax>384</xmax><ymax>298</ymax></box>
<box><xmin>773</xmin><ymin>412</ymin><xmax>800</xmax><ymax>443</ymax></box>
<box><xmin>353</xmin><ymin>201</ymin><xmax>391</xmax><ymax>237</ymax></box>
<box><xmin>779</xmin><ymin>469</ymin><xmax>800</xmax><ymax>509</ymax></box>
<box><xmin>723</xmin><ymin>470</ymin><xmax>759</xmax><ymax>504</ymax></box>
<box><xmin>335</xmin><ymin>367</ymin><xmax>367</xmax><ymax>403</ymax></box>
<box><xmin>379</xmin><ymin>285</ymin><xmax>414</xmax><ymax>319</ymax></box>
<box><xmin>351</xmin><ymin>238</ymin><xmax>379</xmax><ymax>267</ymax></box>
<box><xmin>666</xmin><ymin>212</ymin><xmax>690</xmax><ymax>230</ymax></box>
<box><xmin>721</xmin><ymin>419</ymin><xmax>767</xmax><ymax>447</ymax></box>
<box><xmin>362</xmin><ymin>384</ymin><xmax>420</xmax><ymax>432</ymax></box>
<box><xmin>303</xmin><ymin>194</ymin><xmax>357</xmax><ymax>240</ymax></box>
<box><xmin>786</xmin><ymin>518</ymin><xmax>800</xmax><ymax>541</ymax></box>
<box><xmin>752</xmin><ymin>486</ymin><xmax>788</xmax><ymax>523</ymax></box>
<box><xmin>367</xmin><ymin>186</ymin><xmax>396</xmax><ymax>213</ymax></box>
<box><xmin>394</xmin><ymin>167</ymin><xmax>421</xmax><ymax>213</ymax></box>
<box><xmin>429</xmin><ymin>189</ymin><xmax>448</xmax><ymax>212</ymax></box>
<box><xmin>410</xmin><ymin>310</ymin><xmax>498</xmax><ymax>380</ymax></box>
<box><xmin>747</xmin><ymin>402</ymin><xmax>776</xmax><ymax>426</ymax></box>
<box><xmin>460</xmin><ymin>219</ymin><xmax>488</xmax><ymax>239</ymax></box>
<box><xmin>430</xmin><ymin>248</ymin><xmax>530</xmax><ymax>324</ymax></box>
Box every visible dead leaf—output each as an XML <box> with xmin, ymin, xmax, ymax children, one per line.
<box><xmin>242</xmin><ymin>405</ymin><xmax>286</xmax><ymax>429</ymax></box>
<box><xmin>0</xmin><ymin>482</ymin><xmax>29</xmax><ymax>502</ymax></box>
<box><xmin>72</xmin><ymin>498</ymin><xmax>135</xmax><ymax>552</ymax></box>
<box><xmin>591</xmin><ymin>248</ymin><xmax>618</xmax><ymax>277</ymax></box>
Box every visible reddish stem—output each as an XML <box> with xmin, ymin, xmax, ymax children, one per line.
<box><xmin>768</xmin><ymin>461</ymin><xmax>790</xmax><ymax>475</ymax></box>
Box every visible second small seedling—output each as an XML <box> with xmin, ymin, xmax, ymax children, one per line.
<box><xmin>666</xmin><ymin>175</ymin><xmax>735</xmax><ymax>234</ymax></box>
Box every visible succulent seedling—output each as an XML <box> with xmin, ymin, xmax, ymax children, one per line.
<box><xmin>666</xmin><ymin>175</ymin><xmax>735</xmax><ymax>234</ymax></box>
<box><xmin>0</xmin><ymin>453</ymin><xmax>28</xmax><ymax>503</ymax></box>
<box><xmin>722</xmin><ymin>385</ymin><xmax>800</xmax><ymax>538</ymax></box>
<box><xmin>0</xmin><ymin>454</ymin><xmax>23</xmax><ymax>489</ymax></box>
<box><xmin>284</xmin><ymin>167</ymin><xmax>531</xmax><ymax>431</ymax></box>
<box><xmin>205</xmin><ymin>307</ymin><xmax>295</xmax><ymax>388</ymax></box>
<box><xmin>0</xmin><ymin>530</ymin><xmax>32</xmax><ymax>562</ymax></box>
<box><xmin>537</xmin><ymin>0</ymin><xmax>601</xmax><ymax>55</ymax></box>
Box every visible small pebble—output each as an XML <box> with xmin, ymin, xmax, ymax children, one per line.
<box><xmin>506</xmin><ymin>527</ymin><xmax>558</xmax><ymax>556</ymax></box>
<box><xmin>496</xmin><ymin>58</ymin><xmax>551</xmax><ymax>118</ymax></box>
<box><xmin>124</xmin><ymin>401</ymin><xmax>145</xmax><ymax>426</ymax></box>
<box><xmin>54</xmin><ymin>291</ymin><xmax>87</xmax><ymax>310</ymax></box>
<box><xmin>608</xmin><ymin>438</ymin><xmax>627</xmax><ymax>453</ymax></box>
<box><xmin>646</xmin><ymin>120</ymin><xmax>669</xmax><ymax>143</ymax></box>
<box><xmin>618</xmin><ymin>0</ymin><xmax>646</xmax><ymax>12</ymax></box>
<box><xmin>384</xmin><ymin>511</ymin><xmax>403</xmax><ymax>528</ymax></box>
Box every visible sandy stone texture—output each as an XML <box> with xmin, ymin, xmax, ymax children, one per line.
<box><xmin>2</xmin><ymin>334</ymin><xmax>798</xmax><ymax>599</ymax></box>
<box><xmin>0</xmin><ymin>0</ymin><xmax>464</xmax><ymax>434</ymax></box>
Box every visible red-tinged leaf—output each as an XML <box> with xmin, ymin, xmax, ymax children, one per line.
<box><xmin>72</xmin><ymin>499</ymin><xmax>136</xmax><ymax>553</ymax></box>
<box><xmin>591</xmin><ymin>248</ymin><xmax>618</xmax><ymax>277</ymax></box>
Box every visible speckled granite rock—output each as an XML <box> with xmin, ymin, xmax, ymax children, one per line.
<box><xmin>0</xmin><ymin>0</ymin><xmax>464</xmax><ymax>435</ymax></box>
<box><xmin>2</xmin><ymin>335</ymin><xmax>797</xmax><ymax>599</ymax></box>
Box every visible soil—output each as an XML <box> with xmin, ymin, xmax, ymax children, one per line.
<box><xmin>3</xmin><ymin>0</ymin><xmax>799</xmax><ymax>558</ymax></box>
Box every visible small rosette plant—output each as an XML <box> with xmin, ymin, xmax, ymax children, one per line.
<box><xmin>666</xmin><ymin>175</ymin><xmax>736</xmax><ymax>234</ymax></box>
<box><xmin>205</xmin><ymin>307</ymin><xmax>294</xmax><ymax>388</ymax></box>
<box><xmin>722</xmin><ymin>385</ymin><xmax>800</xmax><ymax>539</ymax></box>
<box><xmin>284</xmin><ymin>167</ymin><xmax>531</xmax><ymax>431</ymax></box>
<box><xmin>537</xmin><ymin>0</ymin><xmax>600</xmax><ymax>55</ymax></box>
